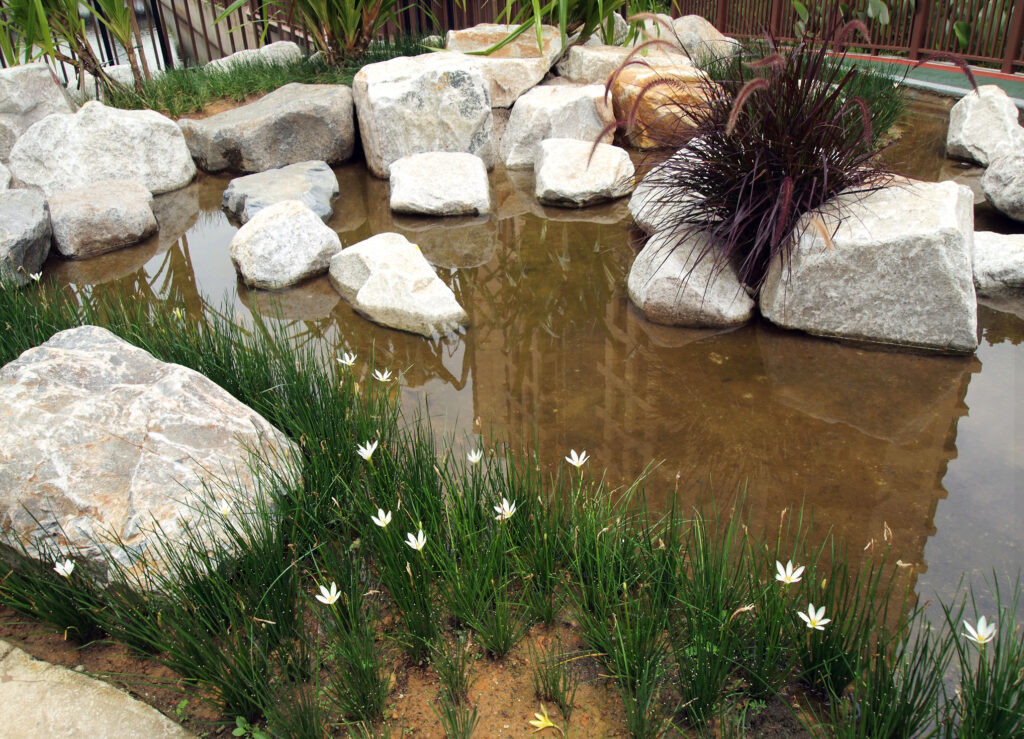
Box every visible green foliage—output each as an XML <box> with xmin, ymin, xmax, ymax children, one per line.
<box><xmin>530</xmin><ymin>639</ymin><xmax>580</xmax><ymax>721</ymax></box>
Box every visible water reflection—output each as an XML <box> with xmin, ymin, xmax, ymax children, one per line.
<box><xmin>38</xmin><ymin>95</ymin><xmax>1024</xmax><ymax>610</ymax></box>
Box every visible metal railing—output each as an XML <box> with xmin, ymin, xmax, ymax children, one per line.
<box><xmin>3</xmin><ymin>0</ymin><xmax>1020</xmax><ymax>77</ymax></box>
<box><xmin>671</xmin><ymin>0</ymin><xmax>1024</xmax><ymax>74</ymax></box>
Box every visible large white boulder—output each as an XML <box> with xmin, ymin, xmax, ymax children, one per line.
<box><xmin>0</xmin><ymin>190</ymin><xmax>50</xmax><ymax>286</ymax></box>
<box><xmin>974</xmin><ymin>231</ymin><xmax>1024</xmax><ymax>295</ymax></box>
<box><xmin>328</xmin><ymin>232</ymin><xmax>468</xmax><ymax>337</ymax></box>
<box><xmin>445</xmin><ymin>23</ymin><xmax>563</xmax><ymax>107</ymax></box>
<box><xmin>389</xmin><ymin>152</ymin><xmax>491</xmax><ymax>216</ymax></box>
<box><xmin>671</xmin><ymin>16</ymin><xmax>737</xmax><ymax>62</ymax></box>
<box><xmin>628</xmin><ymin>228</ymin><xmax>755</xmax><ymax>327</ymax></box>
<box><xmin>760</xmin><ymin>180</ymin><xmax>978</xmax><ymax>353</ymax></box>
<box><xmin>0</xmin><ymin>325</ymin><xmax>297</xmax><ymax>574</ymax></box>
<box><xmin>205</xmin><ymin>41</ymin><xmax>304</xmax><ymax>73</ymax></box>
<box><xmin>49</xmin><ymin>180</ymin><xmax>157</xmax><ymax>259</ymax></box>
<box><xmin>555</xmin><ymin>44</ymin><xmax>693</xmax><ymax>85</ymax></box>
<box><xmin>229</xmin><ymin>199</ymin><xmax>342</xmax><ymax>289</ymax></box>
<box><xmin>946</xmin><ymin>85</ymin><xmax>1024</xmax><ymax>167</ymax></box>
<box><xmin>178</xmin><ymin>83</ymin><xmax>356</xmax><ymax>173</ymax></box>
<box><xmin>8</xmin><ymin>102</ymin><xmax>195</xmax><ymax>197</ymax></box>
<box><xmin>0</xmin><ymin>63</ymin><xmax>74</xmax><ymax>162</ymax></box>
<box><xmin>981</xmin><ymin>150</ymin><xmax>1024</xmax><ymax>222</ymax></box>
<box><xmin>501</xmin><ymin>84</ymin><xmax>614</xmax><ymax>170</ymax></box>
<box><xmin>222</xmin><ymin>160</ymin><xmax>339</xmax><ymax>223</ymax></box>
<box><xmin>352</xmin><ymin>53</ymin><xmax>494</xmax><ymax>179</ymax></box>
<box><xmin>535</xmin><ymin>138</ymin><xmax>634</xmax><ymax>207</ymax></box>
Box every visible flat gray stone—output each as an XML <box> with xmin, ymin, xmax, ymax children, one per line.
<box><xmin>178</xmin><ymin>83</ymin><xmax>355</xmax><ymax>173</ymax></box>
<box><xmin>0</xmin><ymin>326</ymin><xmax>297</xmax><ymax>575</ymax></box>
<box><xmin>0</xmin><ymin>63</ymin><xmax>74</xmax><ymax>162</ymax></box>
<box><xmin>229</xmin><ymin>199</ymin><xmax>342</xmax><ymax>289</ymax></box>
<box><xmin>222</xmin><ymin>160</ymin><xmax>339</xmax><ymax>223</ymax></box>
<box><xmin>974</xmin><ymin>231</ymin><xmax>1024</xmax><ymax>295</ymax></box>
<box><xmin>0</xmin><ymin>189</ymin><xmax>50</xmax><ymax>286</ymax></box>
<box><xmin>555</xmin><ymin>44</ymin><xmax>693</xmax><ymax>85</ymax></box>
<box><xmin>8</xmin><ymin>102</ymin><xmax>195</xmax><ymax>197</ymax></box>
<box><xmin>628</xmin><ymin>227</ymin><xmax>754</xmax><ymax>327</ymax></box>
<box><xmin>328</xmin><ymin>232</ymin><xmax>468</xmax><ymax>337</ymax></box>
<box><xmin>389</xmin><ymin>152</ymin><xmax>490</xmax><ymax>216</ymax></box>
<box><xmin>760</xmin><ymin>180</ymin><xmax>978</xmax><ymax>353</ymax></box>
<box><xmin>0</xmin><ymin>641</ymin><xmax>194</xmax><ymax>738</ymax></box>
<box><xmin>535</xmin><ymin>138</ymin><xmax>635</xmax><ymax>207</ymax></box>
<box><xmin>353</xmin><ymin>53</ymin><xmax>493</xmax><ymax>178</ymax></box>
<box><xmin>205</xmin><ymin>41</ymin><xmax>303</xmax><ymax>73</ymax></box>
<box><xmin>981</xmin><ymin>150</ymin><xmax>1024</xmax><ymax>223</ymax></box>
<box><xmin>49</xmin><ymin>179</ymin><xmax>157</xmax><ymax>259</ymax></box>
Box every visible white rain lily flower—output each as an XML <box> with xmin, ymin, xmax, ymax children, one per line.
<box><xmin>775</xmin><ymin>560</ymin><xmax>805</xmax><ymax>585</ymax></box>
<box><xmin>54</xmin><ymin>559</ymin><xmax>75</xmax><ymax>578</ymax></box>
<box><xmin>29</xmin><ymin>272</ymin><xmax>42</xmax><ymax>282</ymax></box>
<box><xmin>356</xmin><ymin>440</ymin><xmax>379</xmax><ymax>461</ymax></box>
<box><xmin>467</xmin><ymin>449</ymin><xmax>483</xmax><ymax>465</ymax></box>
<box><xmin>798</xmin><ymin>603</ymin><xmax>831</xmax><ymax>630</ymax></box>
<box><xmin>337</xmin><ymin>351</ymin><xmax>357</xmax><ymax>367</ymax></box>
<box><xmin>373</xmin><ymin>368</ymin><xmax>393</xmax><ymax>382</ymax></box>
<box><xmin>493</xmin><ymin>497</ymin><xmax>517</xmax><ymax>522</ymax></box>
<box><xmin>963</xmin><ymin>615</ymin><xmax>996</xmax><ymax>646</ymax></box>
<box><xmin>371</xmin><ymin>508</ymin><xmax>392</xmax><ymax>528</ymax></box>
<box><xmin>218</xmin><ymin>500</ymin><xmax>231</xmax><ymax>516</ymax></box>
<box><xmin>315</xmin><ymin>582</ymin><xmax>341</xmax><ymax>605</ymax></box>
<box><xmin>405</xmin><ymin>529</ymin><xmax>427</xmax><ymax>552</ymax></box>
<box><xmin>565</xmin><ymin>449</ymin><xmax>590</xmax><ymax>468</ymax></box>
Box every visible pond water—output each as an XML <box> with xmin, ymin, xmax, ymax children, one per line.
<box><xmin>44</xmin><ymin>91</ymin><xmax>1023</xmax><ymax>615</ymax></box>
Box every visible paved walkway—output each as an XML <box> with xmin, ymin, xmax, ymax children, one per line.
<box><xmin>0</xmin><ymin>640</ymin><xmax>194</xmax><ymax>738</ymax></box>
<box><xmin>845</xmin><ymin>53</ymin><xmax>1024</xmax><ymax>108</ymax></box>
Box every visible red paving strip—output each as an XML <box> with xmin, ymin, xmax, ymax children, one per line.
<box><xmin>841</xmin><ymin>52</ymin><xmax>1024</xmax><ymax>83</ymax></box>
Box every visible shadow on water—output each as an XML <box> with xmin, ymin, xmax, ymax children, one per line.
<box><xmin>45</xmin><ymin>94</ymin><xmax>1024</xmax><ymax>613</ymax></box>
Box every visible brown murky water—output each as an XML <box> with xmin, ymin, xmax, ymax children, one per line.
<box><xmin>45</xmin><ymin>91</ymin><xmax>1023</xmax><ymax>615</ymax></box>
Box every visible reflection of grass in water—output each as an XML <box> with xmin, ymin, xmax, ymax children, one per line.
<box><xmin>0</xmin><ymin>278</ymin><xmax>1021</xmax><ymax>736</ymax></box>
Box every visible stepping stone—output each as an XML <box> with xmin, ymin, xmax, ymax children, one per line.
<box><xmin>49</xmin><ymin>179</ymin><xmax>157</xmax><ymax>259</ymax></box>
<box><xmin>389</xmin><ymin>152</ymin><xmax>490</xmax><ymax>216</ymax></box>
<box><xmin>535</xmin><ymin>138</ymin><xmax>635</xmax><ymax>207</ymax></box>
<box><xmin>222</xmin><ymin>160</ymin><xmax>339</xmax><ymax>223</ymax></box>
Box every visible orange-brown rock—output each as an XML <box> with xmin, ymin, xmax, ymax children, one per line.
<box><xmin>611</xmin><ymin>65</ymin><xmax>709</xmax><ymax>150</ymax></box>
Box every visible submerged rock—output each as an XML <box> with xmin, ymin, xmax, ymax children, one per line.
<box><xmin>389</xmin><ymin>152</ymin><xmax>491</xmax><ymax>216</ymax></box>
<box><xmin>222</xmin><ymin>160</ymin><xmax>339</xmax><ymax>223</ymax></box>
<box><xmin>981</xmin><ymin>150</ymin><xmax>1024</xmax><ymax>223</ymax></box>
<box><xmin>628</xmin><ymin>228</ymin><xmax>755</xmax><ymax>327</ymax></box>
<box><xmin>0</xmin><ymin>63</ymin><xmax>74</xmax><ymax>162</ymax></box>
<box><xmin>8</xmin><ymin>102</ymin><xmax>195</xmax><ymax>197</ymax></box>
<box><xmin>501</xmin><ymin>84</ymin><xmax>613</xmax><ymax>170</ymax></box>
<box><xmin>229</xmin><ymin>199</ymin><xmax>343</xmax><ymax>289</ymax></box>
<box><xmin>179</xmin><ymin>83</ymin><xmax>356</xmax><ymax>173</ymax></box>
<box><xmin>49</xmin><ymin>180</ymin><xmax>157</xmax><ymax>259</ymax></box>
<box><xmin>760</xmin><ymin>180</ymin><xmax>978</xmax><ymax>353</ymax></box>
<box><xmin>946</xmin><ymin>85</ymin><xmax>1024</xmax><ymax>167</ymax></box>
<box><xmin>0</xmin><ymin>189</ymin><xmax>50</xmax><ymax>286</ymax></box>
<box><xmin>328</xmin><ymin>232</ymin><xmax>469</xmax><ymax>337</ymax></box>
<box><xmin>0</xmin><ymin>325</ymin><xmax>297</xmax><ymax>575</ymax></box>
<box><xmin>974</xmin><ymin>231</ymin><xmax>1024</xmax><ymax>295</ymax></box>
<box><xmin>534</xmin><ymin>138</ymin><xmax>634</xmax><ymax>207</ymax></box>
<box><xmin>352</xmin><ymin>53</ymin><xmax>493</xmax><ymax>178</ymax></box>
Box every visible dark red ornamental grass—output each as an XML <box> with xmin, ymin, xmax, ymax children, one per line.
<box><xmin>619</xmin><ymin>21</ymin><xmax>902</xmax><ymax>295</ymax></box>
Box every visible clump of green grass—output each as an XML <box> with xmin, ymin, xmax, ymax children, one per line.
<box><xmin>530</xmin><ymin>638</ymin><xmax>580</xmax><ymax>722</ymax></box>
<box><xmin>100</xmin><ymin>35</ymin><xmax>430</xmax><ymax>118</ymax></box>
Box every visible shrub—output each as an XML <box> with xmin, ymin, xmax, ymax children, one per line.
<box><xmin>623</xmin><ymin>23</ymin><xmax>904</xmax><ymax>293</ymax></box>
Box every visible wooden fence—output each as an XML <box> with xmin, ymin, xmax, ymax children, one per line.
<box><xmin>2</xmin><ymin>0</ymin><xmax>1021</xmax><ymax>76</ymax></box>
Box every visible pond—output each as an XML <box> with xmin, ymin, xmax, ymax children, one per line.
<box><xmin>43</xmin><ymin>90</ymin><xmax>1023</xmax><ymax>616</ymax></box>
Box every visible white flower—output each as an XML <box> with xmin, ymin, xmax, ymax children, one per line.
<box><xmin>218</xmin><ymin>500</ymin><xmax>231</xmax><ymax>516</ymax></box>
<box><xmin>373</xmin><ymin>368</ymin><xmax>392</xmax><ymax>382</ymax></box>
<box><xmin>54</xmin><ymin>559</ymin><xmax>75</xmax><ymax>578</ymax></box>
<box><xmin>775</xmin><ymin>560</ymin><xmax>805</xmax><ymax>585</ymax></box>
<box><xmin>371</xmin><ymin>508</ymin><xmax>392</xmax><ymax>528</ymax></box>
<box><xmin>493</xmin><ymin>497</ymin><xmax>517</xmax><ymax>522</ymax></box>
<box><xmin>405</xmin><ymin>529</ymin><xmax>427</xmax><ymax>552</ymax></box>
<box><xmin>565</xmin><ymin>449</ymin><xmax>589</xmax><ymax>468</ymax></box>
<box><xmin>337</xmin><ymin>351</ymin><xmax>356</xmax><ymax>367</ymax></box>
<box><xmin>356</xmin><ymin>440</ymin><xmax>378</xmax><ymax>461</ymax></box>
<box><xmin>315</xmin><ymin>582</ymin><xmax>340</xmax><ymax>605</ymax></box>
<box><xmin>467</xmin><ymin>449</ymin><xmax>483</xmax><ymax>465</ymax></box>
<box><xmin>963</xmin><ymin>615</ymin><xmax>996</xmax><ymax>646</ymax></box>
<box><xmin>798</xmin><ymin>603</ymin><xmax>831</xmax><ymax>630</ymax></box>
<box><xmin>29</xmin><ymin>272</ymin><xmax>42</xmax><ymax>282</ymax></box>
